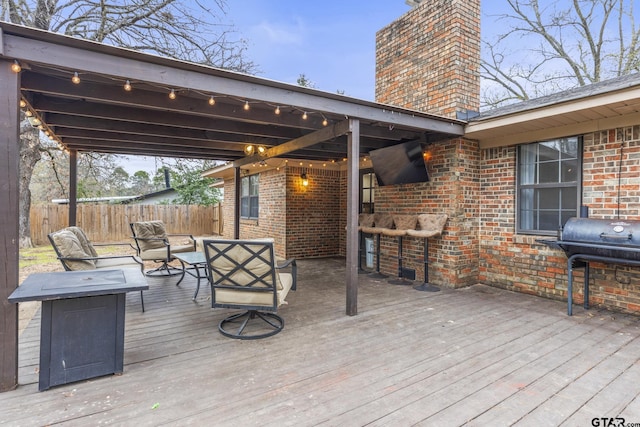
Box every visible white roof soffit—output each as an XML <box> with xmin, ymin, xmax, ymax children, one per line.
<box><xmin>465</xmin><ymin>85</ymin><xmax>640</xmax><ymax>148</ymax></box>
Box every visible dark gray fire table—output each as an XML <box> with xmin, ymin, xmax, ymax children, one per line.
<box><xmin>8</xmin><ymin>268</ymin><xmax>148</xmax><ymax>391</ymax></box>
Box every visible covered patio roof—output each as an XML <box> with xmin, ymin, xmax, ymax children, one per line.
<box><xmin>2</xmin><ymin>23</ymin><xmax>464</xmax><ymax>163</ymax></box>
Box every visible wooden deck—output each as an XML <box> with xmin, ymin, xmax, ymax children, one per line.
<box><xmin>3</xmin><ymin>257</ymin><xmax>640</xmax><ymax>426</ymax></box>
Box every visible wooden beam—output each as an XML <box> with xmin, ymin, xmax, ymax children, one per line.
<box><xmin>233</xmin><ymin>120</ymin><xmax>351</xmax><ymax>167</ymax></box>
<box><xmin>234</xmin><ymin>168</ymin><xmax>241</xmax><ymax>239</ymax></box>
<box><xmin>346</xmin><ymin>119</ymin><xmax>360</xmax><ymax>316</ymax></box>
<box><xmin>0</xmin><ymin>59</ymin><xmax>19</xmax><ymax>392</ymax></box>
<box><xmin>68</xmin><ymin>150</ymin><xmax>77</xmax><ymax>226</ymax></box>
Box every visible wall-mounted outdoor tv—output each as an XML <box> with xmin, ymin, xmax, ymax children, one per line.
<box><xmin>369</xmin><ymin>140</ymin><xmax>429</xmax><ymax>186</ymax></box>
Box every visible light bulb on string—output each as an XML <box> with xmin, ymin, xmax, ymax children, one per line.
<box><xmin>302</xmin><ymin>111</ymin><xmax>308</xmax><ymax>120</ymax></box>
<box><xmin>322</xmin><ymin>116</ymin><xmax>328</xmax><ymax>126</ymax></box>
<box><xmin>123</xmin><ymin>80</ymin><xmax>132</xmax><ymax>91</ymax></box>
<box><xmin>19</xmin><ymin>99</ymin><xmax>27</xmax><ymax>108</ymax></box>
<box><xmin>274</xmin><ymin>106</ymin><xmax>281</xmax><ymax>115</ymax></box>
<box><xmin>243</xmin><ymin>101</ymin><xmax>250</xmax><ymax>111</ymax></box>
<box><xmin>208</xmin><ymin>96</ymin><xmax>216</xmax><ymax>106</ymax></box>
<box><xmin>169</xmin><ymin>89</ymin><xmax>176</xmax><ymax>100</ymax></box>
<box><xmin>71</xmin><ymin>72</ymin><xmax>81</xmax><ymax>84</ymax></box>
<box><xmin>11</xmin><ymin>60</ymin><xmax>21</xmax><ymax>73</ymax></box>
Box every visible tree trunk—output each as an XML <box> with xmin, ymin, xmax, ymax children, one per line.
<box><xmin>19</xmin><ymin>123</ymin><xmax>41</xmax><ymax>248</ymax></box>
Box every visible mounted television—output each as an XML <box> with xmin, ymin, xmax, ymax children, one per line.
<box><xmin>369</xmin><ymin>140</ymin><xmax>429</xmax><ymax>186</ymax></box>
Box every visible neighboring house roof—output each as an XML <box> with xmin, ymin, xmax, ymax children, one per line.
<box><xmin>120</xmin><ymin>188</ymin><xmax>178</xmax><ymax>204</ymax></box>
<box><xmin>52</xmin><ymin>196</ymin><xmax>136</xmax><ymax>204</ymax></box>
<box><xmin>52</xmin><ymin>188</ymin><xmax>177</xmax><ymax>205</ymax></box>
<box><xmin>465</xmin><ymin>72</ymin><xmax>640</xmax><ymax>148</ymax></box>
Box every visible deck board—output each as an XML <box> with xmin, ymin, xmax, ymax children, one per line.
<box><xmin>2</xmin><ymin>257</ymin><xmax>640</xmax><ymax>426</ymax></box>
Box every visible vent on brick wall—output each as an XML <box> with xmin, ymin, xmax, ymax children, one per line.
<box><xmin>401</xmin><ymin>267</ymin><xmax>416</xmax><ymax>281</ymax></box>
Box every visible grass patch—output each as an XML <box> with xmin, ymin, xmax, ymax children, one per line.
<box><xmin>19</xmin><ymin>244</ymin><xmax>138</xmax><ymax>270</ymax></box>
<box><xmin>19</xmin><ymin>246</ymin><xmax>58</xmax><ymax>269</ymax></box>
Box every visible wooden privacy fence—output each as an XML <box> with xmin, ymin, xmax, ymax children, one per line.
<box><xmin>30</xmin><ymin>204</ymin><xmax>223</xmax><ymax>245</ymax></box>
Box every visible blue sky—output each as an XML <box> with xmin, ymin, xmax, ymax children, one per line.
<box><xmin>224</xmin><ymin>1</ymin><xmax>501</xmax><ymax>100</ymax></box>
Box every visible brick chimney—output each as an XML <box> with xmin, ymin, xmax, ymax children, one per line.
<box><xmin>376</xmin><ymin>0</ymin><xmax>481</xmax><ymax>119</ymax></box>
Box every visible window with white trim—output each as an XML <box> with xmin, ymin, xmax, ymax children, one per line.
<box><xmin>240</xmin><ymin>174</ymin><xmax>259</xmax><ymax>219</ymax></box>
<box><xmin>517</xmin><ymin>137</ymin><xmax>582</xmax><ymax>234</ymax></box>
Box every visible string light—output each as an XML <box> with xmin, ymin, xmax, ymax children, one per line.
<box><xmin>244</xmin><ymin>144</ymin><xmax>255</xmax><ymax>155</ymax></box>
<box><xmin>169</xmin><ymin>89</ymin><xmax>176</xmax><ymax>100</ymax></box>
<box><xmin>302</xmin><ymin>111</ymin><xmax>308</xmax><ymax>120</ymax></box>
<box><xmin>257</xmin><ymin>145</ymin><xmax>267</xmax><ymax>156</ymax></box>
<box><xmin>322</xmin><ymin>116</ymin><xmax>328</xmax><ymax>126</ymax></box>
<box><xmin>274</xmin><ymin>106</ymin><xmax>281</xmax><ymax>115</ymax></box>
<box><xmin>123</xmin><ymin>80</ymin><xmax>132</xmax><ymax>91</ymax></box>
<box><xmin>243</xmin><ymin>100</ymin><xmax>250</xmax><ymax>111</ymax></box>
<box><xmin>11</xmin><ymin>60</ymin><xmax>21</xmax><ymax>73</ymax></box>
<box><xmin>208</xmin><ymin>96</ymin><xmax>216</xmax><ymax>106</ymax></box>
<box><xmin>71</xmin><ymin>72</ymin><xmax>81</xmax><ymax>84</ymax></box>
<box><xmin>24</xmin><ymin>109</ymin><xmax>33</xmax><ymax>117</ymax></box>
<box><xmin>19</xmin><ymin>99</ymin><xmax>27</xmax><ymax>108</ymax></box>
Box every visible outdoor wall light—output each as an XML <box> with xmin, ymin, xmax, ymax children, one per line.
<box><xmin>301</xmin><ymin>172</ymin><xmax>309</xmax><ymax>187</ymax></box>
<box><xmin>244</xmin><ymin>144</ymin><xmax>255</xmax><ymax>155</ymax></box>
<box><xmin>11</xmin><ymin>60</ymin><xmax>21</xmax><ymax>73</ymax></box>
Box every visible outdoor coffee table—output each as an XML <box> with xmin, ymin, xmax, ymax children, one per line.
<box><xmin>8</xmin><ymin>268</ymin><xmax>148</xmax><ymax>391</ymax></box>
<box><xmin>173</xmin><ymin>251</ymin><xmax>208</xmax><ymax>300</ymax></box>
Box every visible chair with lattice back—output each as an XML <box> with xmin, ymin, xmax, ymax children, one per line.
<box><xmin>203</xmin><ymin>238</ymin><xmax>296</xmax><ymax>339</ymax></box>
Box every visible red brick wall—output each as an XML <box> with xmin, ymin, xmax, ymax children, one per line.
<box><xmin>222</xmin><ymin>168</ymin><xmax>287</xmax><ymax>258</ymax></box>
<box><xmin>285</xmin><ymin>166</ymin><xmax>341</xmax><ymax>258</ymax></box>
<box><xmin>223</xmin><ymin>165</ymin><xmax>342</xmax><ymax>260</ymax></box>
<box><xmin>375</xmin><ymin>0</ymin><xmax>480</xmax><ymax>118</ymax></box>
<box><xmin>372</xmin><ymin>138</ymin><xmax>480</xmax><ymax>287</ymax></box>
<box><xmin>479</xmin><ymin>126</ymin><xmax>640</xmax><ymax>314</ymax></box>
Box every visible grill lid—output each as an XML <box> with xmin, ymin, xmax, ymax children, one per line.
<box><xmin>562</xmin><ymin>218</ymin><xmax>640</xmax><ymax>247</ymax></box>
<box><xmin>543</xmin><ymin>217</ymin><xmax>640</xmax><ymax>261</ymax></box>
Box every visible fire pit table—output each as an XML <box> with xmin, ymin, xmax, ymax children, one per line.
<box><xmin>8</xmin><ymin>268</ymin><xmax>148</xmax><ymax>391</ymax></box>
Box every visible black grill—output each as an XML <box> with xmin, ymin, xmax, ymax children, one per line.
<box><xmin>539</xmin><ymin>217</ymin><xmax>640</xmax><ymax>315</ymax></box>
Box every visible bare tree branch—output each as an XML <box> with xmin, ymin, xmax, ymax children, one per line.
<box><xmin>481</xmin><ymin>0</ymin><xmax>639</xmax><ymax>109</ymax></box>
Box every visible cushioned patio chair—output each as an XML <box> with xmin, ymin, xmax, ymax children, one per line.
<box><xmin>129</xmin><ymin>220</ymin><xmax>195</xmax><ymax>283</ymax></box>
<box><xmin>203</xmin><ymin>238</ymin><xmax>297</xmax><ymax>339</ymax></box>
<box><xmin>48</xmin><ymin>226</ymin><xmax>146</xmax><ymax>311</ymax></box>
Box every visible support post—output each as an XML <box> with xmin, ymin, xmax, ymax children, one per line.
<box><xmin>234</xmin><ymin>167</ymin><xmax>241</xmax><ymax>239</ymax></box>
<box><xmin>68</xmin><ymin>149</ymin><xmax>77</xmax><ymax>226</ymax></box>
<box><xmin>346</xmin><ymin>119</ymin><xmax>360</xmax><ymax>316</ymax></box>
<box><xmin>0</xmin><ymin>59</ymin><xmax>20</xmax><ymax>392</ymax></box>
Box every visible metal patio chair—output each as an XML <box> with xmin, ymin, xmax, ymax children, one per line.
<box><xmin>129</xmin><ymin>220</ymin><xmax>195</xmax><ymax>283</ymax></box>
<box><xmin>203</xmin><ymin>238</ymin><xmax>297</xmax><ymax>339</ymax></box>
<box><xmin>48</xmin><ymin>226</ymin><xmax>146</xmax><ymax>311</ymax></box>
